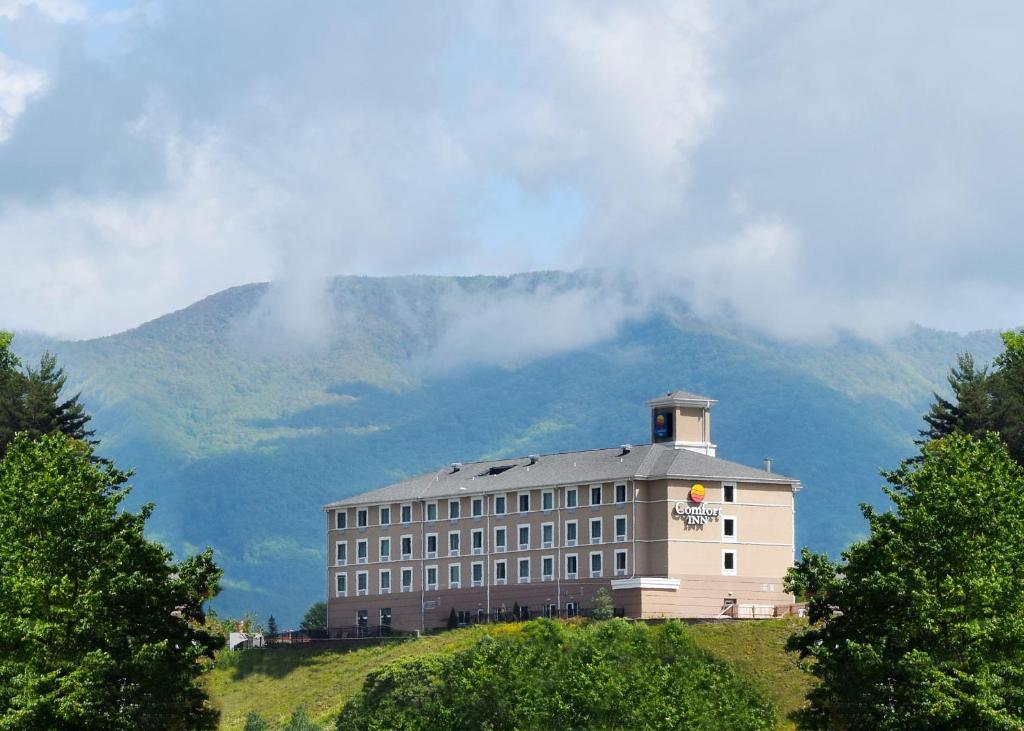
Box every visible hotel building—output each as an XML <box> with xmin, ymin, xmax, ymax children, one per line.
<box><xmin>323</xmin><ymin>391</ymin><xmax>800</xmax><ymax>633</ymax></box>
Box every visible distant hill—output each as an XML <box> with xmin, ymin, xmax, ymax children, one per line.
<box><xmin>8</xmin><ymin>273</ymin><xmax>1005</xmax><ymax>626</ymax></box>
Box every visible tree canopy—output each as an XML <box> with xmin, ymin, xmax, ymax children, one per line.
<box><xmin>785</xmin><ymin>433</ymin><xmax>1024</xmax><ymax>730</ymax></box>
<box><xmin>337</xmin><ymin>619</ymin><xmax>776</xmax><ymax>730</ymax></box>
<box><xmin>922</xmin><ymin>329</ymin><xmax>1024</xmax><ymax>464</ymax></box>
<box><xmin>301</xmin><ymin>602</ymin><xmax>328</xmax><ymax>633</ymax></box>
<box><xmin>0</xmin><ymin>432</ymin><xmax>224</xmax><ymax>729</ymax></box>
<box><xmin>0</xmin><ymin>332</ymin><xmax>94</xmax><ymax>457</ymax></box>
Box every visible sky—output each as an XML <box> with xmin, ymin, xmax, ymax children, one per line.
<box><xmin>1</xmin><ymin>0</ymin><xmax>1023</xmax><ymax>354</ymax></box>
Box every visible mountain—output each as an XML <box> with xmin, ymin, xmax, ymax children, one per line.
<box><xmin>8</xmin><ymin>273</ymin><xmax>1005</xmax><ymax>626</ymax></box>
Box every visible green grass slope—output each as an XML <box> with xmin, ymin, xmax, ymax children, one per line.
<box><xmin>205</xmin><ymin>619</ymin><xmax>811</xmax><ymax>730</ymax></box>
<box><xmin>7</xmin><ymin>273</ymin><xmax>1007</xmax><ymax>625</ymax></box>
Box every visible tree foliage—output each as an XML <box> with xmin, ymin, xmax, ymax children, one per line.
<box><xmin>922</xmin><ymin>329</ymin><xmax>1024</xmax><ymax>464</ymax></box>
<box><xmin>590</xmin><ymin>587</ymin><xmax>614</xmax><ymax>620</ymax></box>
<box><xmin>785</xmin><ymin>433</ymin><xmax>1024</xmax><ymax>730</ymax></box>
<box><xmin>0</xmin><ymin>332</ymin><xmax>94</xmax><ymax>457</ymax></box>
<box><xmin>301</xmin><ymin>602</ymin><xmax>327</xmax><ymax>633</ymax></box>
<box><xmin>0</xmin><ymin>432</ymin><xmax>224</xmax><ymax>730</ymax></box>
<box><xmin>336</xmin><ymin>619</ymin><xmax>776</xmax><ymax>730</ymax></box>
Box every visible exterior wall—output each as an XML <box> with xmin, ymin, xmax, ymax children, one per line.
<box><xmin>326</xmin><ymin>475</ymin><xmax>797</xmax><ymax>631</ymax></box>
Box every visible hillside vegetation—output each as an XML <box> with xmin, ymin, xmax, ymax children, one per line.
<box><xmin>8</xmin><ymin>273</ymin><xmax>1006</xmax><ymax>624</ymax></box>
<box><xmin>205</xmin><ymin>618</ymin><xmax>811</xmax><ymax>730</ymax></box>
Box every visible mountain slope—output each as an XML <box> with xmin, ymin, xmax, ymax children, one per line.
<box><xmin>9</xmin><ymin>273</ymin><xmax>1004</xmax><ymax>625</ymax></box>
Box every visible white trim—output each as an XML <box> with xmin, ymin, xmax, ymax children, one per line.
<box><xmin>517</xmin><ymin>491</ymin><xmax>531</xmax><ymax>514</ymax></box>
<box><xmin>517</xmin><ymin>556</ymin><xmax>530</xmax><ymax>583</ymax></box>
<box><xmin>541</xmin><ymin>489</ymin><xmax>554</xmax><ymax>512</ymax></box>
<box><xmin>493</xmin><ymin>558</ymin><xmax>507</xmax><ymax>584</ymax></box>
<box><xmin>590</xmin><ymin>484</ymin><xmax>603</xmax><ymax>506</ymax></box>
<box><xmin>379</xmin><ymin>505</ymin><xmax>391</xmax><ymax>527</ymax></box>
<box><xmin>448</xmin><ymin>498</ymin><xmax>462</xmax><ymax>520</ymax></box>
<box><xmin>722</xmin><ymin>482</ymin><xmax>737</xmax><ymax>504</ymax></box>
<box><xmin>614</xmin><ymin>548</ymin><xmax>628</xmax><ymax>576</ymax></box>
<box><xmin>471</xmin><ymin>527</ymin><xmax>484</xmax><ymax>554</ymax></box>
<box><xmin>564</xmin><ymin>519</ymin><xmax>578</xmax><ymax>547</ymax></box>
<box><xmin>356</xmin><ymin>570</ymin><xmax>368</xmax><ymax>596</ymax></box>
<box><xmin>356</xmin><ymin>508</ymin><xmax>368</xmax><ymax>528</ymax></box>
<box><xmin>614</xmin><ymin>514</ymin><xmax>627</xmax><ymax>543</ymax></box>
<box><xmin>378</xmin><ymin>536</ymin><xmax>391</xmax><ymax>562</ymax></box>
<box><xmin>378</xmin><ymin>568</ymin><xmax>391</xmax><ymax>594</ymax></box>
<box><xmin>564</xmin><ymin>486</ymin><xmax>578</xmax><ymax>509</ymax></box>
<box><xmin>564</xmin><ymin>552</ymin><xmax>578</xmax><ymax>579</ymax></box>
<box><xmin>471</xmin><ymin>496</ymin><xmax>484</xmax><ymax>517</ymax></box>
<box><xmin>335</xmin><ymin>572</ymin><xmax>348</xmax><ymax>597</ymax></box>
<box><xmin>517</xmin><ymin>523</ymin><xmax>530</xmax><ymax>551</ymax></box>
<box><xmin>334</xmin><ymin>540</ymin><xmax>348</xmax><ymax>566</ymax></box>
<box><xmin>400</xmin><ymin>503</ymin><xmax>413</xmax><ymax>525</ymax></box>
<box><xmin>425</xmin><ymin>501</ymin><xmax>438</xmax><ymax>522</ymax></box>
<box><xmin>722</xmin><ymin>549</ymin><xmax>737</xmax><ymax>576</ymax></box>
<box><xmin>400</xmin><ymin>566</ymin><xmax>414</xmax><ymax>592</ymax></box>
<box><xmin>447</xmin><ymin>530</ymin><xmax>461</xmax><ymax>556</ymax></box>
<box><xmin>493</xmin><ymin>525</ymin><xmax>507</xmax><ymax>552</ymax></box>
<box><xmin>541</xmin><ymin>521</ymin><xmax>554</xmax><ymax>548</ymax></box>
<box><xmin>335</xmin><ymin>509</ymin><xmax>348</xmax><ymax>530</ymax></box>
<box><xmin>588</xmin><ymin>550</ymin><xmax>603</xmax><ymax>578</ymax></box>
<box><xmin>425</xmin><ymin>532</ymin><xmax>438</xmax><ymax>560</ymax></box>
<box><xmin>614</xmin><ymin>482</ymin><xmax>627</xmax><ymax>504</ymax></box>
<box><xmin>722</xmin><ymin>515</ymin><xmax>737</xmax><ymax>543</ymax></box>
<box><xmin>448</xmin><ymin>562</ymin><xmax>461</xmax><ymax>588</ymax></box>
<box><xmin>494</xmin><ymin>493</ymin><xmax>508</xmax><ymax>516</ymax></box>
<box><xmin>541</xmin><ymin>554</ymin><xmax>555</xmax><ymax>581</ymax></box>
<box><xmin>425</xmin><ymin>564</ymin><xmax>438</xmax><ymax>591</ymax></box>
<box><xmin>610</xmin><ymin>577</ymin><xmax>680</xmax><ymax>591</ymax></box>
<box><xmin>356</xmin><ymin>538</ymin><xmax>368</xmax><ymax>564</ymax></box>
<box><xmin>400</xmin><ymin>534</ymin><xmax>413</xmax><ymax>560</ymax></box>
<box><xmin>471</xmin><ymin>560</ymin><xmax>484</xmax><ymax>587</ymax></box>
<box><xmin>589</xmin><ymin>517</ymin><xmax>603</xmax><ymax>544</ymax></box>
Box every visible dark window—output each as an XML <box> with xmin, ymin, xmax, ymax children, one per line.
<box><xmin>724</xmin><ymin>518</ymin><xmax>735</xmax><ymax>537</ymax></box>
<box><xmin>336</xmin><ymin>511</ymin><xmax>347</xmax><ymax>529</ymax></box>
<box><xmin>401</xmin><ymin>505</ymin><xmax>412</xmax><ymax>523</ymax></box>
<box><xmin>380</xmin><ymin>608</ymin><xmax>391</xmax><ymax>626</ymax></box>
<box><xmin>357</xmin><ymin>509</ymin><xmax>368</xmax><ymax>527</ymax></box>
<box><xmin>590</xmin><ymin>486</ymin><xmax>602</xmax><ymax>506</ymax></box>
<box><xmin>724</xmin><ymin>552</ymin><xmax>735</xmax><ymax>571</ymax></box>
<box><xmin>724</xmin><ymin>484</ymin><xmax>735</xmax><ymax>503</ymax></box>
<box><xmin>615</xmin><ymin>484</ymin><xmax>627</xmax><ymax>503</ymax></box>
<box><xmin>518</xmin><ymin>493</ymin><xmax>530</xmax><ymax>512</ymax></box>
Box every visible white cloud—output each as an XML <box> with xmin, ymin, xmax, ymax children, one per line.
<box><xmin>0</xmin><ymin>0</ymin><xmax>86</xmax><ymax>22</ymax></box>
<box><xmin>0</xmin><ymin>0</ymin><xmax>1023</xmax><ymax>356</ymax></box>
<box><xmin>0</xmin><ymin>53</ymin><xmax>48</xmax><ymax>142</ymax></box>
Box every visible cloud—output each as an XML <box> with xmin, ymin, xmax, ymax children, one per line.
<box><xmin>0</xmin><ymin>52</ymin><xmax>47</xmax><ymax>141</ymax></box>
<box><xmin>0</xmin><ymin>0</ymin><xmax>1023</xmax><ymax>358</ymax></box>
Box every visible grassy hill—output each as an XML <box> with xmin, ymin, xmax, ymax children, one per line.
<box><xmin>7</xmin><ymin>272</ymin><xmax>1006</xmax><ymax>625</ymax></box>
<box><xmin>205</xmin><ymin>618</ymin><xmax>811</xmax><ymax>730</ymax></box>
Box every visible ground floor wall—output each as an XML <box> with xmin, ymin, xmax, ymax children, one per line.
<box><xmin>327</xmin><ymin>574</ymin><xmax>794</xmax><ymax>632</ymax></box>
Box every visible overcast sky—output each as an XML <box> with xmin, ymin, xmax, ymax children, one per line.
<box><xmin>1</xmin><ymin>0</ymin><xmax>1022</xmax><ymax>347</ymax></box>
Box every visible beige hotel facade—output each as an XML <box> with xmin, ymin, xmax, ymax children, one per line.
<box><xmin>323</xmin><ymin>391</ymin><xmax>801</xmax><ymax>633</ymax></box>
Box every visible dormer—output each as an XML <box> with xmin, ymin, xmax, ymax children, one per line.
<box><xmin>646</xmin><ymin>390</ymin><xmax>717</xmax><ymax>457</ymax></box>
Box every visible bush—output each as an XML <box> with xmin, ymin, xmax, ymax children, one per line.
<box><xmin>590</xmin><ymin>587</ymin><xmax>614</xmax><ymax>620</ymax></box>
<box><xmin>336</xmin><ymin>619</ymin><xmax>775</xmax><ymax>730</ymax></box>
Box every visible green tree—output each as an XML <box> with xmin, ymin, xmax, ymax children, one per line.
<box><xmin>284</xmin><ymin>707</ymin><xmax>324</xmax><ymax>730</ymax></box>
<box><xmin>785</xmin><ymin>433</ymin><xmax>1024</xmax><ymax>730</ymax></box>
<box><xmin>922</xmin><ymin>329</ymin><xmax>1024</xmax><ymax>465</ymax></box>
<box><xmin>267</xmin><ymin>615</ymin><xmax>279</xmax><ymax>636</ymax></box>
<box><xmin>0</xmin><ymin>332</ymin><xmax>95</xmax><ymax>457</ymax></box>
<box><xmin>590</xmin><ymin>587</ymin><xmax>614</xmax><ymax>620</ymax></box>
<box><xmin>0</xmin><ymin>432</ymin><xmax>224</xmax><ymax>730</ymax></box>
<box><xmin>301</xmin><ymin>601</ymin><xmax>327</xmax><ymax>633</ymax></box>
<box><xmin>337</xmin><ymin>619</ymin><xmax>776</xmax><ymax>730</ymax></box>
<box><xmin>243</xmin><ymin>710</ymin><xmax>270</xmax><ymax>731</ymax></box>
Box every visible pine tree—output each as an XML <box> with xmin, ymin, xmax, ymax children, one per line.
<box><xmin>267</xmin><ymin>615</ymin><xmax>278</xmax><ymax>637</ymax></box>
<box><xmin>920</xmin><ymin>353</ymin><xmax>990</xmax><ymax>444</ymax></box>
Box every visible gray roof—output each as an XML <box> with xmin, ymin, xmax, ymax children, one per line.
<box><xmin>323</xmin><ymin>443</ymin><xmax>798</xmax><ymax>509</ymax></box>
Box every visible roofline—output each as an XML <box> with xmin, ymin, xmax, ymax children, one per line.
<box><xmin>645</xmin><ymin>394</ymin><xmax>717</xmax><ymax>409</ymax></box>
<box><xmin>321</xmin><ymin>473</ymin><xmax>801</xmax><ymax>511</ymax></box>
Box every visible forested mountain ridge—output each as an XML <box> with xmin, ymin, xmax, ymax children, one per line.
<box><xmin>8</xmin><ymin>273</ymin><xmax>1006</xmax><ymax>625</ymax></box>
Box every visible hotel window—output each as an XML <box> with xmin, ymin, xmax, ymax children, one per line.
<box><xmin>565</xmin><ymin>520</ymin><xmax>578</xmax><ymax>547</ymax></box>
<box><xmin>380</xmin><ymin>608</ymin><xmax>391</xmax><ymax>626</ymax></box>
<box><xmin>471</xmin><ymin>561</ymin><xmax>484</xmax><ymax>587</ymax></box>
<box><xmin>518</xmin><ymin>557</ymin><xmax>530</xmax><ymax>583</ymax></box>
<box><xmin>426</xmin><ymin>565</ymin><xmax>438</xmax><ymax>590</ymax></box>
<box><xmin>590</xmin><ymin>552</ymin><xmax>603</xmax><ymax>578</ymax></box>
<box><xmin>542</xmin><ymin>490</ymin><xmax>554</xmax><ymax>511</ymax></box>
<box><xmin>542</xmin><ymin>555</ymin><xmax>554</xmax><ymax>581</ymax></box>
<box><xmin>379</xmin><ymin>569</ymin><xmax>391</xmax><ymax>594</ymax></box>
<box><xmin>379</xmin><ymin>537</ymin><xmax>391</xmax><ymax>562</ymax></box>
<box><xmin>335</xmin><ymin>573</ymin><xmax>347</xmax><ymax>597</ymax></box>
<box><xmin>723</xmin><ymin>517</ymin><xmax>737</xmax><ymax>542</ymax></box>
<box><xmin>565</xmin><ymin>553</ymin><xmax>578</xmax><ymax>579</ymax></box>
<box><xmin>565</xmin><ymin>487</ymin><xmax>578</xmax><ymax>509</ymax></box>
<box><xmin>472</xmin><ymin>497</ymin><xmax>483</xmax><ymax>517</ymax></box>
<box><xmin>590</xmin><ymin>485</ymin><xmax>602</xmax><ymax>506</ymax></box>
<box><xmin>495</xmin><ymin>494</ymin><xmax>507</xmax><ymax>515</ymax></box>
<box><xmin>614</xmin><ymin>549</ymin><xmax>628</xmax><ymax>576</ymax></box>
<box><xmin>356</xmin><ymin>539</ymin><xmax>368</xmax><ymax>564</ymax></box>
<box><xmin>494</xmin><ymin>559</ymin><xmax>507</xmax><ymax>584</ymax></box>
<box><xmin>357</xmin><ymin>508</ymin><xmax>368</xmax><ymax>528</ymax></box>
<box><xmin>401</xmin><ymin>504</ymin><xmax>412</xmax><ymax>524</ymax></box>
<box><xmin>379</xmin><ymin>506</ymin><xmax>391</xmax><ymax>526</ymax></box>
<box><xmin>471</xmin><ymin>528</ymin><xmax>484</xmax><ymax>555</ymax></box>
<box><xmin>401</xmin><ymin>567</ymin><xmax>413</xmax><ymax>592</ymax></box>
<box><xmin>723</xmin><ymin>483</ymin><xmax>736</xmax><ymax>504</ymax></box>
<box><xmin>494</xmin><ymin>526</ymin><xmax>507</xmax><ymax>552</ymax></box>
<box><xmin>426</xmin><ymin>502</ymin><xmax>438</xmax><ymax>522</ymax></box>
<box><xmin>448</xmin><ymin>531</ymin><xmax>461</xmax><ymax>556</ymax></box>
<box><xmin>426</xmin><ymin>533</ymin><xmax>438</xmax><ymax>559</ymax></box>
<box><xmin>615</xmin><ymin>483</ymin><xmax>627</xmax><ymax>504</ymax></box>
<box><xmin>401</xmin><ymin>535</ymin><xmax>413</xmax><ymax>560</ymax></box>
<box><xmin>723</xmin><ymin>550</ymin><xmax>737</xmax><ymax>576</ymax></box>
<box><xmin>542</xmin><ymin>523</ymin><xmax>554</xmax><ymax>548</ymax></box>
<box><xmin>590</xmin><ymin>518</ymin><xmax>603</xmax><ymax>544</ymax></box>
<box><xmin>518</xmin><ymin>525</ymin><xmax>530</xmax><ymax>551</ymax></box>
<box><xmin>449</xmin><ymin>499</ymin><xmax>461</xmax><ymax>520</ymax></box>
<box><xmin>356</xmin><ymin>571</ymin><xmax>368</xmax><ymax>596</ymax></box>
<box><xmin>518</xmin><ymin>492</ymin><xmax>530</xmax><ymax>513</ymax></box>
<box><xmin>335</xmin><ymin>541</ymin><xmax>347</xmax><ymax>566</ymax></box>
<box><xmin>449</xmin><ymin>563</ymin><xmax>461</xmax><ymax>589</ymax></box>
<box><xmin>336</xmin><ymin>510</ymin><xmax>347</xmax><ymax>530</ymax></box>
<box><xmin>614</xmin><ymin>516</ymin><xmax>627</xmax><ymax>542</ymax></box>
